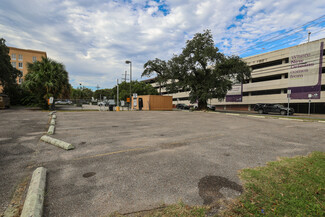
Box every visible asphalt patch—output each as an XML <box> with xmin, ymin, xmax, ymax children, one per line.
<box><xmin>198</xmin><ymin>176</ymin><xmax>243</xmax><ymax>205</ymax></box>
<box><xmin>82</xmin><ymin>172</ymin><xmax>96</xmax><ymax>178</ymax></box>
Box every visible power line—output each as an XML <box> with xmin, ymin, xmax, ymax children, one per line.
<box><xmin>244</xmin><ymin>28</ymin><xmax>325</xmax><ymax>57</ymax></box>
<box><xmin>234</xmin><ymin>15</ymin><xmax>325</xmax><ymax>55</ymax></box>
<box><xmin>236</xmin><ymin>16</ymin><xmax>325</xmax><ymax>54</ymax></box>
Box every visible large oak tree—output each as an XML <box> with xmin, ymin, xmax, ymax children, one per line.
<box><xmin>143</xmin><ymin>30</ymin><xmax>251</xmax><ymax>110</ymax></box>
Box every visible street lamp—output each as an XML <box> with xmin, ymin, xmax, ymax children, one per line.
<box><xmin>79</xmin><ymin>83</ymin><xmax>83</xmax><ymax>100</ymax></box>
<box><xmin>125</xmin><ymin>60</ymin><xmax>132</xmax><ymax>109</ymax></box>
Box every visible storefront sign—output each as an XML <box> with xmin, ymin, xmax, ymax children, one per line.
<box><xmin>288</xmin><ymin>42</ymin><xmax>323</xmax><ymax>99</ymax></box>
<box><xmin>226</xmin><ymin>82</ymin><xmax>243</xmax><ymax>102</ymax></box>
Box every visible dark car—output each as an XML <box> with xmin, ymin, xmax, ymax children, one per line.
<box><xmin>176</xmin><ymin>103</ymin><xmax>190</xmax><ymax>110</ymax></box>
<box><xmin>254</xmin><ymin>103</ymin><xmax>294</xmax><ymax>115</ymax></box>
<box><xmin>207</xmin><ymin>104</ymin><xmax>216</xmax><ymax>111</ymax></box>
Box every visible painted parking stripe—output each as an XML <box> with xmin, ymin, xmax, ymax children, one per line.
<box><xmin>73</xmin><ymin>147</ymin><xmax>149</xmax><ymax>161</ymax></box>
<box><xmin>279</xmin><ymin>118</ymin><xmax>303</xmax><ymax>121</ymax></box>
<box><xmin>247</xmin><ymin>115</ymin><xmax>265</xmax><ymax>118</ymax></box>
<box><xmin>225</xmin><ymin>113</ymin><xmax>240</xmax><ymax>116</ymax></box>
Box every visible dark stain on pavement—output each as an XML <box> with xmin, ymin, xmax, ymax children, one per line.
<box><xmin>160</xmin><ymin>142</ymin><xmax>187</xmax><ymax>149</ymax></box>
<box><xmin>198</xmin><ymin>176</ymin><xmax>243</xmax><ymax>205</ymax></box>
<box><xmin>79</xmin><ymin>142</ymin><xmax>86</xmax><ymax>145</ymax></box>
<box><xmin>83</xmin><ymin>172</ymin><xmax>96</xmax><ymax>178</ymax></box>
<box><xmin>112</xmin><ymin>126</ymin><xmax>119</xmax><ymax>128</ymax></box>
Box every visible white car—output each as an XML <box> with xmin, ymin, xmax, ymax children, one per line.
<box><xmin>98</xmin><ymin>101</ymin><xmax>108</xmax><ymax>106</ymax></box>
<box><xmin>55</xmin><ymin>100</ymin><xmax>72</xmax><ymax>105</ymax></box>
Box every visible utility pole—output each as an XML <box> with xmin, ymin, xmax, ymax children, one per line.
<box><xmin>308</xmin><ymin>31</ymin><xmax>311</xmax><ymax>42</ymax></box>
<box><xmin>122</xmin><ymin>71</ymin><xmax>129</xmax><ymax>82</ymax></box>
<box><xmin>125</xmin><ymin>60</ymin><xmax>132</xmax><ymax>110</ymax></box>
<box><xmin>117</xmin><ymin>79</ymin><xmax>119</xmax><ymax>108</ymax></box>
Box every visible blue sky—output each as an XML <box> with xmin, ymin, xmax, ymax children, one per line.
<box><xmin>1</xmin><ymin>0</ymin><xmax>325</xmax><ymax>90</ymax></box>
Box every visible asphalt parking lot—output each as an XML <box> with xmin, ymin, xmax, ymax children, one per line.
<box><xmin>1</xmin><ymin>109</ymin><xmax>325</xmax><ymax>216</ymax></box>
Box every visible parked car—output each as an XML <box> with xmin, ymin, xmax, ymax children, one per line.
<box><xmin>98</xmin><ymin>101</ymin><xmax>109</xmax><ymax>106</ymax></box>
<box><xmin>55</xmin><ymin>100</ymin><xmax>72</xmax><ymax>105</ymax></box>
<box><xmin>176</xmin><ymin>103</ymin><xmax>190</xmax><ymax>110</ymax></box>
<box><xmin>254</xmin><ymin>103</ymin><xmax>294</xmax><ymax>115</ymax></box>
<box><xmin>207</xmin><ymin>104</ymin><xmax>216</xmax><ymax>111</ymax></box>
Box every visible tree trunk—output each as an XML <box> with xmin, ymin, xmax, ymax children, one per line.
<box><xmin>159</xmin><ymin>81</ymin><xmax>162</xmax><ymax>95</ymax></box>
<box><xmin>198</xmin><ymin>100</ymin><xmax>207</xmax><ymax>110</ymax></box>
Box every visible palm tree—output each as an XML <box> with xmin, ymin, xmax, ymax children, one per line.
<box><xmin>24</xmin><ymin>57</ymin><xmax>70</xmax><ymax>108</ymax></box>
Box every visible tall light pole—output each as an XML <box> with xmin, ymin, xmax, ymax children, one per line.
<box><xmin>117</xmin><ymin>79</ymin><xmax>119</xmax><ymax>111</ymax></box>
<box><xmin>79</xmin><ymin>83</ymin><xmax>82</xmax><ymax>100</ymax></box>
<box><xmin>125</xmin><ymin>60</ymin><xmax>132</xmax><ymax>109</ymax></box>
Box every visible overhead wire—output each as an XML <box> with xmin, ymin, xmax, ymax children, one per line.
<box><xmin>245</xmin><ymin>28</ymin><xmax>325</xmax><ymax>56</ymax></box>
<box><xmin>233</xmin><ymin>15</ymin><xmax>325</xmax><ymax>55</ymax></box>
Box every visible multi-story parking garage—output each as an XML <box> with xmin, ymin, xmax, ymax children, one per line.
<box><xmin>144</xmin><ymin>38</ymin><xmax>325</xmax><ymax>114</ymax></box>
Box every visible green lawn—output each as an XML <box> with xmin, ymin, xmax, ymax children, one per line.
<box><xmin>224</xmin><ymin>152</ymin><xmax>325</xmax><ymax>216</ymax></box>
<box><xmin>110</xmin><ymin>152</ymin><xmax>324</xmax><ymax>216</ymax></box>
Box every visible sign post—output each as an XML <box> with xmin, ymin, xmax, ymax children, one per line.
<box><xmin>116</xmin><ymin>79</ymin><xmax>120</xmax><ymax>112</ymax></box>
<box><xmin>308</xmin><ymin>94</ymin><xmax>312</xmax><ymax>116</ymax></box>
<box><xmin>287</xmin><ymin>89</ymin><xmax>291</xmax><ymax>116</ymax></box>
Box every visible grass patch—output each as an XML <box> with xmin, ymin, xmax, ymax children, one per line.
<box><xmin>224</xmin><ymin>152</ymin><xmax>325</xmax><ymax>216</ymax></box>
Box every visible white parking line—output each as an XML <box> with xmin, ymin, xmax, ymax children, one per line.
<box><xmin>279</xmin><ymin>118</ymin><xmax>304</xmax><ymax>121</ymax></box>
<box><xmin>225</xmin><ymin>113</ymin><xmax>240</xmax><ymax>116</ymax></box>
<box><xmin>247</xmin><ymin>115</ymin><xmax>265</xmax><ymax>118</ymax></box>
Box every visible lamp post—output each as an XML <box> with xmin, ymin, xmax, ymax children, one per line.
<box><xmin>79</xmin><ymin>83</ymin><xmax>83</xmax><ymax>101</ymax></box>
<box><xmin>125</xmin><ymin>60</ymin><xmax>132</xmax><ymax>109</ymax></box>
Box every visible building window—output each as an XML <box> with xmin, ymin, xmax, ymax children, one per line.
<box><xmin>11</xmin><ymin>54</ymin><xmax>16</xmax><ymax>60</ymax></box>
<box><xmin>32</xmin><ymin>56</ymin><xmax>37</xmax><ymax>62</ymax></box>
<box><xmin>18</xmin><ymin>54</ymin><xmax>23</xmax><ymax>61</ymax></box>
<box><xmin>11</xmin><ymin>62</ymin><xmax>16</xmax><ymax>68</ymax></box>
<box><xmin>18</xmin><ymin>62</ymin><xmax>23</xmax><ymax>69</ymax></box>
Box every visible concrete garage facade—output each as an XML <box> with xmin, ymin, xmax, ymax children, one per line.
<box><xmin>144</xmin><ymin>38</ymin><xmax>325</xmax><ymax>113</ymax></box>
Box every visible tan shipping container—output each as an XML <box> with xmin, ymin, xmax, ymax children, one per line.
<box><xmin>132</xmin><ymin>95</ymin><xmax>172</xmax><ymax>111</ymax></box>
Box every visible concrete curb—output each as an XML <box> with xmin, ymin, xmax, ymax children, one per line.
<box><xmin>318</xmin><ymin>120</ymin><xmax>325</xmax><ymax>123</ymax></box>
<box><xmin>47</xmin><ymin>125</ymin><xmax>55</xmax><ymax>135</ymax></box>
<box><xmin>49</xmin><ymin>111</ymin><xmax>56</xmax><ymax>116</ymax></box>
<box><xmin>50</xmin><ymin>118</ymin><xmax>56</xmax><ymax>125</ymax></box>
<box><xmin>40</xmin><ymin>135</ymin><xmax>74</xmax><ymax>150</ymax></box>
<box><xmin>20</xmin><ymin>167</ymin><xmax>47</xmax><ymax>217</ymax></box>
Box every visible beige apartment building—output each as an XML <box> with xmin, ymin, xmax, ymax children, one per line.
<box><xmin>8</xmin><ymin>47</ymin><xmax>47</xmax><ymax>84</ymax></box>
<box><xmin>144</xmin><ymin>38</ymin><xmax>325</xmax><ymax>113</ymax></box>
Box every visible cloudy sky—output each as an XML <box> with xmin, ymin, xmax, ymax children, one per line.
<box><xmin>1</xmin><ymin>0</ymin><xmax>325</xmax><ymax>90</ymax></box>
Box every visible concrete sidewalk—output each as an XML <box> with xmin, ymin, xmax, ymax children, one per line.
<box><xmin>214</xmin><ymin>109</ymin><xmax>325</xmax><ymax>120</ymax></box>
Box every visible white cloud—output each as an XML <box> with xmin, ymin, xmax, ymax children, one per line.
<box><xmin>0</xmin><ymin>0</ymin><xmax>324</xmax><ymax>89</ymax></box>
